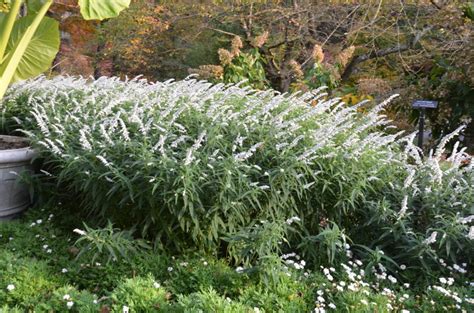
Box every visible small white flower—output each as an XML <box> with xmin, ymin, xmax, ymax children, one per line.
<box><xmin>167</xmin><ymin>267</ymin><xmax>173</xmax><ymax>272</ymax></box>
<box><xmin>61</xmin><ymin>268</ymin><xmax>68</xmax><ymax>273</ymax></box>
<box><xmin>123</xmin><ymin>305</ymin><xmax>130</xmax><ymax>313</ymax></box>
<box><xmin>36</xmin><ymin>219</ymin><xmax>42</xmax><ymax>224</ymax></box>
<box><xmin>63</xmin><ymin>294</ymin><xmax>71</xmax><ymax>300</ymax></box>
<box><xmin>361</xmin><ymin>299</ymin><xmax>368</xmax><ymax>305</ymax></box>
<box><xmin>453</xmin><ymin>263</ymin><xmax>467</xmax><ymax>274</ymax></box>
<box><xmin>285</xmin><ymin>216</ymin><xmax>301</xmax><ymax>225</ymax></box>
<box><xmin>43</xmin><ymin>244</ymin><xmax>48</xmax><ymax>249</ymax></box>
<box><xmin>398</xmin><ymin>195</ymin><xmax>408</xmax><ymax>219</ymax></box>
<box><xmin>423</xmin><ymin>231</ymin><xmax>438</xmax><ymax>245</ymax></box>
<box><xmin>46</xmin><ymin>249</ymin><xmax>52</xmax><ymax>254</ymax></box>
<box><xmin>400</xmin><ymin>264</ymin><xmax>406</xmax><ymax>270</ymax></box>
<box><xmin>66</xmin><ymin>301</ymin><xmax>74</xmax><ymax>309</ymax></box>
<box><xmin>439</xmin><ymin>277</ymin><xmax>447</xmax><ymax>284</ymax></box>
<box><xmin>6</xmin><ymin>284</ymin><xmax>15</xmax><ymax>291</ymax></box>
<box><xmin>253</xmin><ymin>307</ymin><xmax>261</xmax><ymax>313</ymax></box>
<box><xmin>401</xmin><ymin>310</ymin><xmax>410</xmax><ymax>313</ymax></box>
<box><xmin>73</xmin><ymin>229</ymin><xmax>86</xmax><ymax>236</ymax></box>
<box><xmin>328</xmin><ymin>303</ymin><xmax>336</xmax><ymax>309</ymax></box>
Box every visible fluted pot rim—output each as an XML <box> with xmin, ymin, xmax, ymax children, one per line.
<box><xmin>0</xmin><ymin>135</ymin><xmax>36</xmax><ymax>163</ymax></box>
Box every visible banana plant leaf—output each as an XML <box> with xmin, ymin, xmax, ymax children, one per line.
<box><xmin>79</xmin><ymin>0</ymin><xmax>130</xmax><ymax>20</ymax></box>
<box><xmin>26</xmin><ymin>0</ymin><xmax>49</xmax><ymax>14</ymax></box>
<box><xmin>0</xmin><ymin>0</ymin><xmax>55</xmax><ymax>98</ymax></box>
<box><xmin>4</xmin><ymin>15</ymin><xmax>59</xmax><ymax>82</ymax></box>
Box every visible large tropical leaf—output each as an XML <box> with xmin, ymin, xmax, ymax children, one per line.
<box><xmin>0</xmin><ymin>13</ymin><xmax>5</xmax><ymax>34</ymax></box>
<box><xmin>5</xmin><ymin>15</ymin><xmax>59</xmax><ymax>82</ymax></box>
<box><xmin>78</xmin><ymin>0</ymin><xmax>130</xmax><ymax>20</ymax></box>
<box><xmin>26</xmin><ymin>0</ymin><xmax>49</xmax><ymax>14</ymax></box>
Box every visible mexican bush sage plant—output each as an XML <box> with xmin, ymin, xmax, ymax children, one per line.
<box><xmin>1</xmin><ymin>76</ymin><xmax>472</xmax><ymax>272</ymax></box>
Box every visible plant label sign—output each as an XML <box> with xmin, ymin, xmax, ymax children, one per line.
<box><xmin>412</xmin><ymin>100</ymin><xmax>438</xmax><ymax>109</ymax></box>
<box><xmin>412</xmin><ymin>100</ymin><xmax>438</xmax><ymax>149</ymax></box>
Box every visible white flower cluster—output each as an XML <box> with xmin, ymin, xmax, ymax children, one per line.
<box><xmin>281</xmin><ymin>252</ymin><xmax>306</xmax><ymax>270</ymax></box>
<box><xmin>5</xmin><ymin>75</ymin><xmax>405</xmax><ymax>175</ymax></box>
<box><xmin>310</xmin><ymin>244</ymin><xmax>472</xmax><ymax>312</ymax></box>
<box><xmin>6</xmin><ymin>76</ymin><xmax>472</xmax><ymax>206</ymax></box>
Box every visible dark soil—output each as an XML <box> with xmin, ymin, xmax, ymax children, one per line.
<box><xmin>0</xmin><ymin>137</ymin><xmax>29</xmax><ymax>150</ymax></box>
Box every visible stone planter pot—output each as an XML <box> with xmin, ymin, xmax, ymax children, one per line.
<box><xmin>0</xmin><ymin>135</ymin><xmax>36</xmax><ymax>220</ymax></box>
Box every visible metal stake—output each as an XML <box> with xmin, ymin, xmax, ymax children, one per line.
<box><xmin>418</xmin><ymin>108</ymin><xmax>425</xmax><ymax>149</ymax></box>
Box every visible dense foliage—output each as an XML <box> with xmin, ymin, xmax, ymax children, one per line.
<box><xmin>0</xmin><ymin>206</ymin><xmax>472</xmax><ymax>312</ymax></box>
<box><xmin>2</xmin><ymin>76</ymin><xmax>472</xmax><ymax>277</ymax></box>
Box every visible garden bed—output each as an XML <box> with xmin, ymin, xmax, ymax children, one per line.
<box><xmin>0</xmin><ymin>76</ymin><xmax>472</xmax><ymax>311</ymax></box>
<box><xmin>0</xmin><ymin>206</ymin><xmax>472</xmax><ymax>312</ymax></box>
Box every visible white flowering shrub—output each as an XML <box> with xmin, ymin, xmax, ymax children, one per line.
<box><xmin>1</xmin><ymin>76</ymin><xmax>472</xmax><ymax>272</ymax></box>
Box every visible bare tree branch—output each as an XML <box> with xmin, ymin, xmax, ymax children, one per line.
<box><xmin>429</xmin><ymin>0</ymin><xmax>443</xmax><ymax>10</ymax></box>
<box><xmin>341</xmin><ymin>26</ymin><xmax>431</xmax><ymax>81</ymax></box>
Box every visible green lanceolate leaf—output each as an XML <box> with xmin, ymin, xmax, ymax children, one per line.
<box><xmin>78</xmin><ymin>0</ymin><xmax>130</xmax><ymax>20</ymax></box>
<box><xmin>5</xmin><ymin>15</ymin><xmax>59</xmax><ymax>82</ymax></box>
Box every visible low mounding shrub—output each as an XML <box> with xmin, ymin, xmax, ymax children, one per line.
<box><xmin>109</xmin><ymin>275</ymin><xmax>171</xmax><ymax>311</ymax></box>
<box><xmin>0</xmin><ymin>251</ymin><xmax>65</xmax><ymax>308</ymax></box>
<box><xmin>2</xmin><ymin>76</ymin><xmax>473</xmax><ymax>273</ymax></box>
